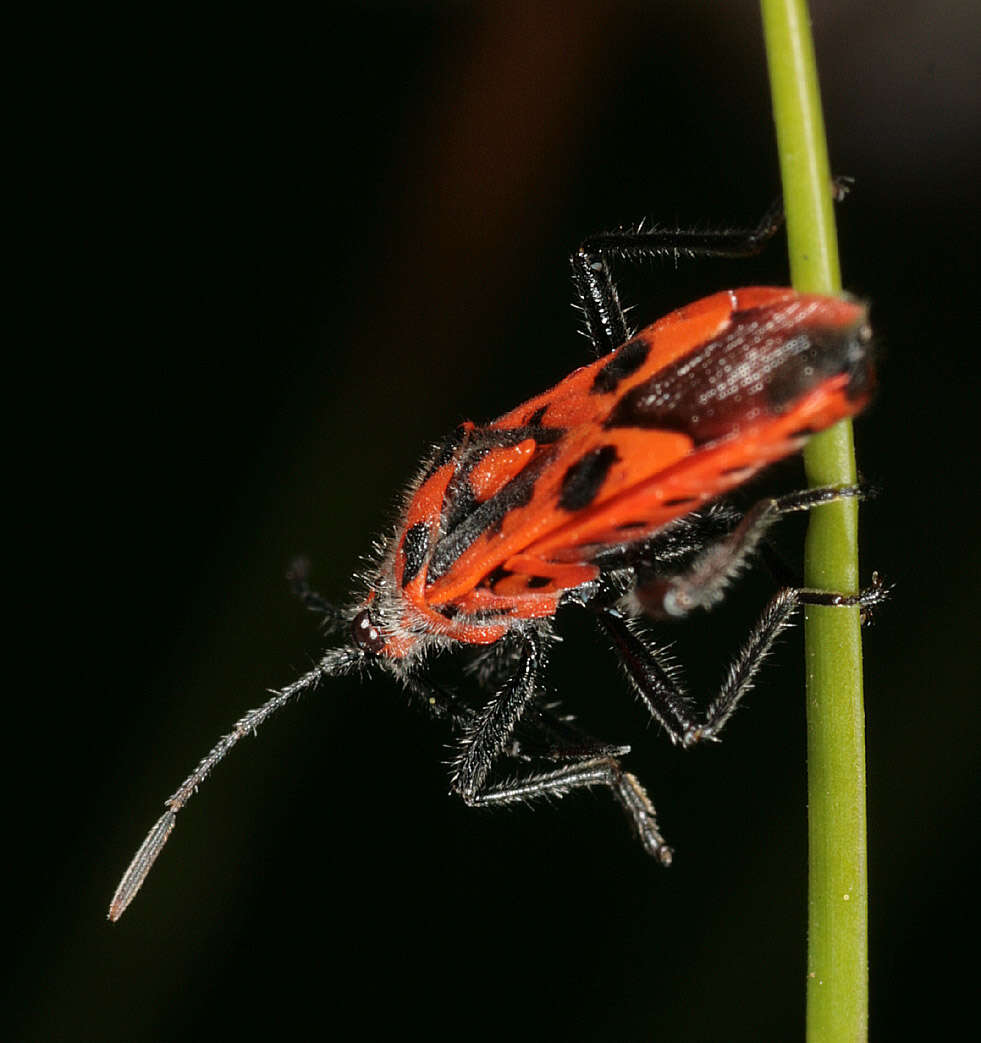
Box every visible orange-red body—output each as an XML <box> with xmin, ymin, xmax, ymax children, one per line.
<box><xmin>366</xmin><ymin>287</ymin><xmax>873</xmax><ymax>658</ymax></box>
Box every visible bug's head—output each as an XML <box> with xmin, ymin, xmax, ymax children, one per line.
<box><xmin>350</xmin><ymin>606</ymin><xmax>387</xmax><ymax>655</ymax></box>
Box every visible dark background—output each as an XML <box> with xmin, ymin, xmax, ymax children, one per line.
<box><xmin>15</xmin><ymin>2</ymin><xmax>979</xmax><ymax>1039</ymax></box>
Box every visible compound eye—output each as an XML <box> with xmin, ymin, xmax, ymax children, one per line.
<box><xmin>351</xmin><ymin>609</ymin><xmax>386</xmax><ymax>655</ymax></box>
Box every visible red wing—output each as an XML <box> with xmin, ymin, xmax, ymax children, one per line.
<box><xmin>422</xmin><ymin>288</ymin><xmax>872</xmax><ymax>607</ymax></box>
<box><xmin>494</xmin><ymin>289</ymin><xmax>742</xmax><ymax>432</ymax></box>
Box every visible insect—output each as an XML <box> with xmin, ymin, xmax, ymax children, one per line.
<box><xmin>110</xmin><ymin>194</ymin><xmax>883</xmax><ymax>920</ymax></box>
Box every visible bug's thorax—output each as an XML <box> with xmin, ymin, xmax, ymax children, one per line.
<box><xmin>349</xmin><ymin>567</ymin><xmax>524</xmax><ymax>663</ymax></box>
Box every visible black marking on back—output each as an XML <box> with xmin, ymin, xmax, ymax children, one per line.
<box><xmin>525</xmin><ymin>405</ymin><xmax>548</xmax><ymax>426</ymax></box>
<box><xmin>438</xmin><ymin>425</ymin><xmax>563</xmax><ymax>539</ymax></box>
<box><xmin>470</xmin><ymin>425</ymin><xmax>564</xmax><ymax>449</ymax></box>
<box><xmin>427</xmin><ymin>449</ymin><xmax>555</xmax><ymax>583</ymax></box>
<box><xmin>604</xmin><ymin>305</ymin><xmax>871</xmax><ymax>444</ymax></box>
<box><xmin>559</xmin><ymin>445</ymin><xmax>619</xmax><ymax>511</ymax></box>
<box><xmin>591</xmin><ymin>338</ymin><xmax>651</xmax><ymax>394</ymax></box>
<box><xmin>422</xmin><ymin>426</ymin><xmax>466</xmax><ymax>482</ymax></box>
<box><xmin>526</xmin><ymin>575</ymin><xmax>551</xmax><ymax>589</ymax></box>
<box><xmin>523</xmin><ymin>426</ymin><xmax>564</xmax><ymax>444</ymax></box>
<box><xmin>401</xmin><ymin>522</ymin><xmax>430</xmax><ymax>588</ymax></box>
<box><xmin>442</xmin><ymin>479</ymin><xmax>478</xmax><ymax>538</ymax></box>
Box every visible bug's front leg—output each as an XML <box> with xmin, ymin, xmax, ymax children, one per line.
<box><xmin>451</xmin><ymin>631</ymin><xmax>673</xmax><ymax>863</ymax></box>
<box><xmin>400</xmin><ymin>675</ymin><xmax>480</xmax><ymax>732</ymax></box>
<box><xmin>286</xmin><ymin>558</ymin><xmax>345</xmax><ymax>625</ymax></box>
<box><xmin>451</xmin><ymin>629</ymin><xmax>544</xmax><ymax>800</ymax></box>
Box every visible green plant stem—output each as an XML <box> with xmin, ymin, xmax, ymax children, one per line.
<box><xmin>760</xmin><ymin>2</ymin><xmax>868</xmax><ymax>1041</ymax></box>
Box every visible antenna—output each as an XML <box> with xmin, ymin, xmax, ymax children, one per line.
<box><xmin>109</xmin><ymin>646</ymin><xmax>361</xmax><ymax>921</ymax></box>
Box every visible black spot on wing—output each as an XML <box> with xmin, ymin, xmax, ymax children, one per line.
<box><xmin>559</xmin><ymin>445</ymin><xmax>619</xmax><ymax>511</ymax></box>
<box><xmin>400</xmin><ymin>522</ymin><xmax>430</xmax><ymax>588</ymax></box>
<box><xmin>591</xmin><ymin>338</ymin><xmax>650</xmax><ymax>394</ymax></box>
<box><xmin>439</xmin><ymin>425</ymin><xmax>566</xmax><ymax>537</ymax></box>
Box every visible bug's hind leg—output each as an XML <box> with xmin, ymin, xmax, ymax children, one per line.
<box><xmin>573</xmin><ymin>177</ymin><xmax>852</xmax><ymax>357</ymax></box>
<box><xmin>572</xmin><ymin>195</ymin><xmax>786</xmax><ymax>356</ymax></box>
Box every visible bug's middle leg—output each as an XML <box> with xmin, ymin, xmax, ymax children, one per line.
<box><xmin>595</xmin><ymin>574</ymin><xmax>887</xmax><ymax>747</ymax></box>
<box><xmin>633</xmin><ymin>484</ymin><xmax>867</xmax><ymax>619</ymax></box>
